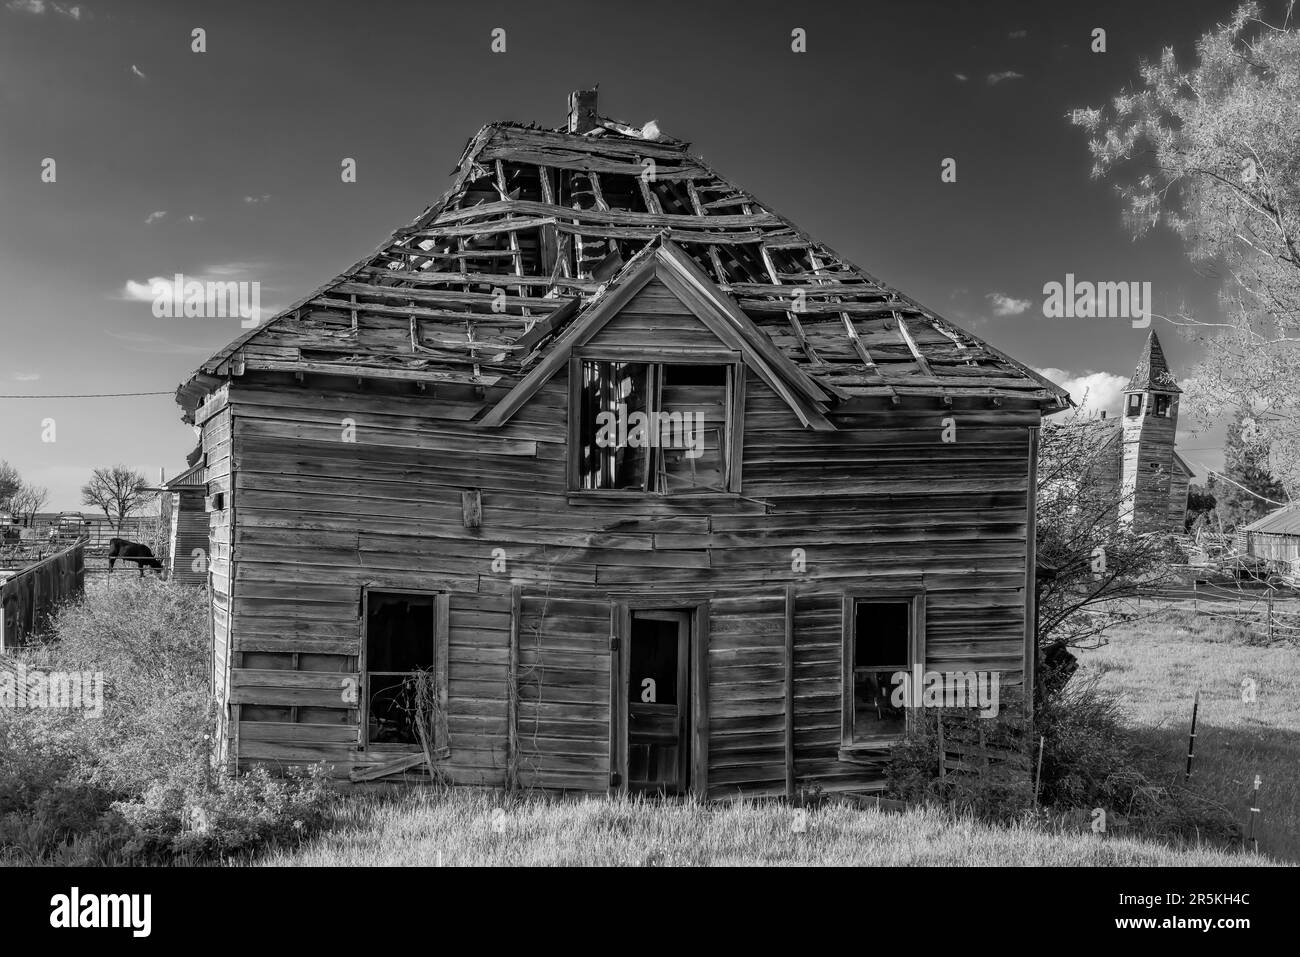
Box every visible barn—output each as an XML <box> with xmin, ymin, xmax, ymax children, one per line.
<box><xmin>1238</xmin><ymin>506</ymin><xmax>1300</xmax><ymax>583</ymax></box>
<box><xmin>174</xmin><ymin>91</ymin><xmax>1069</xmax><ymax>797</ymax></box>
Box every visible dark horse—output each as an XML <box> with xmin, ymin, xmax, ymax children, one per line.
<box><xmin>107</xmin><ymin>538</ymin><xmax>163</xmax><ymax>578</ymax></box>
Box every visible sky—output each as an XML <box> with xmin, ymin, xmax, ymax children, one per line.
<box><xmin>0</xmin><ymin>0</ymin><xmax>1260</xmax><ymax>508</ymax></box>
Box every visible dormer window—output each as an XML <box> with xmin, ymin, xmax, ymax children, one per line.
<box><xmin>1154</xmin><ymin>394</ymin><xmax>1170</xmax><ymax>417</ymax></box>
<box><xmin>571</xmin><ymin>359</ymin><xmax>740</xmax><ymax>494</ymax></box>
<box><xmin>1125</xmin><ymin>393</ymin><xmax>1142</xmax><ymax>417</ymax></box>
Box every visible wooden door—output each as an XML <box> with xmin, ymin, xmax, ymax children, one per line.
<box><xmin>626</xmin><ymin>609</ymin><xmax>691</xmax><ymax>793</ymax></box>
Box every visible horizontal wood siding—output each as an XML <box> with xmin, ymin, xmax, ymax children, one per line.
<box><xmin>214</xmin><ymin>340</ymin><xmax>1035</xmax><ymax>792</ymax></box>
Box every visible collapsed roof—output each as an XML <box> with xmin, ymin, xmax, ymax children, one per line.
<box><xmin>177</xmin><ymin>91</ymin><xmax>1070</xmax><ymax>418</ymax></box>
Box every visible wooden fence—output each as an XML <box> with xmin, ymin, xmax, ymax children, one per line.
<box><xmin>0</xmin><ymin>540</ymin><xmax>86</xmax><ymax>652</ymax></box>
<box><xmin>1135</xmin><ymin>581</ymin><xmax>1300</xmax><ymax>643</ymax></box>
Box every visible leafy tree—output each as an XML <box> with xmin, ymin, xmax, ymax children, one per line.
<box><xmin>81</xmin><ymin>465</ymin><xmax>155</xmax><ymax>530</ymax></box>
<box><xmin>1036</xmin><ymin>416</ymin><xmax>1178</xmax><ymax>698</ymax></box>
<box><xmin>1184</xmin><ymin>481</ymin><xmax>1218</xmax><ymax>531</ymax></box>
<box><xmin>1071</xmin><ymin>2</ymin><xmax>1300</xmax><ymax>494</ymax></box>
<box><xmin>1213</xmin><ymin>408</ymin><xmax>1289</xmax><ymax>528</ymax></box>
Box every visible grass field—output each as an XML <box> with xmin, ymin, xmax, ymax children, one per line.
<box><xmin>1077</xmin><ymin>605</ymin><xmax>1299</xmax><ymax>863</ymax></box>
<box><xmin>260</xmin><ymin>603</ymin><xmax>1294</xmax><ymax>867</ymax></box>
<box><xmin>258</xmin><ymin>789</ymin><xmax>1268</xmax><ymax>867</ymax></box>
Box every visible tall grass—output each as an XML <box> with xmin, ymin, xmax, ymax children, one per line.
<box><xmin>259</xmin><ymin>788</ymin><xmax>1270</xmax><ymax>867</ymax></box>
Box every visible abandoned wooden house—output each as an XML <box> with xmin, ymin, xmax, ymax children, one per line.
<box><xmin>156</xmin><ymin>463</ymin><xmax>209</xmax><ymax>585</ymax></box>
<box><xmin>174</xmin><ymin>91</ymin><xmax>1070</xmax><ymax>797</ymax></box>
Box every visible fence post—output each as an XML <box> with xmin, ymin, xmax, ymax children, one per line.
<box><xmin>1245</xmin><ymin>774</ymin><xmax>1261</xmax><ymax>854</ymax></box>
<box><xmin>1184</xmin><ymin>689</ymin><xmax>1200</xmax><ymax>782</ymax></box>
<box><xmin>1267</xmin><ymin>588</ymin><xmax>1275</xmax><ymax>643</ymax></box>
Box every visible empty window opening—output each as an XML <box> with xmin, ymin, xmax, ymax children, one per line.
<box><xmin>365</xmin><ymin>592</ymin><xmax>435</xmax><ymax>746</ymax></box>
<box><xmin>846</xmin><ymin>599</ymin><xmax>914</xmax><ymax>745</ymax></box>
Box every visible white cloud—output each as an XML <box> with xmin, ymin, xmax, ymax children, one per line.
<box><xmin>987</xmin><ymin>70</ymin><xmax>1024</xmax><ymax>85</ymax></box>
<box><xmin>1037</xmin><ymin>367</ymin><xmax>1129</xmax><ymax>415</ymax></box>
<box><xmin>120</xmin><ymin>264</ymin><xmax>270</xmax><ymax>303</ymax></box>
<box><xmin>953</xmin><ymin>73</ymin><xmax>968</xmax><ymax>82</ymax></box>
<box><xmin>185</xmin><ymin>213</ymin><xmax>204</xmax><ymax>223</ymax></box>
<box><xmin>144</xmin><ymin>210</ymin><xmax>167</xmax><ymax>224</ymax></box>
<box><xmin>1008</xmin><ymin>29</ymin><xmax>1028</xmax><ymax>39</ymax></box>
<box><xmin>5</xmin><ymin>0</ymin><xmax>46</xmax><ymax>13</ymax></box>
<box><xmin>130</xmin><ymin>64</ymin><xmax>147</xmax><ymax>79</ymax></box>
<box><xmin>13</xmin><ymin>372</ymin><xmax>41</xmax><ymax>381</ymax></box>
<box><xmin>242</xmin><ymin>194</ymin><xmax>272</xmax><ymax>204</ymax></box>
<box><xmin>986</xmin><ymin>291</ymin><xmax>1031</xmax><ymax>316</ymax></box>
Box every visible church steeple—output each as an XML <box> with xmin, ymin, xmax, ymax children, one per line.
<box><xmin>1125</xmin><ymin>329</ymin><xmax>1181</xmax><ymax>394</ymax></box>
<box><xmin>1119</xmin><ymin>329</ymin><xmax>1182</xmax><ymax>529</ymax></box>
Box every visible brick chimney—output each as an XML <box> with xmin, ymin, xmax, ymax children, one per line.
<box><xmin>567</xmin><ymin>89</ymin><xmax>599</xmax><ymax>133</ymax></box>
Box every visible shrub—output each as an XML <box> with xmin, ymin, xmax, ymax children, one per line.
<box><xmin>0</xmin><ymin>579</ymin><xmax>337</xmax><ymax>865</ymax></box>
<box><xmin>115</xmin><ymin>766</ymin><xmax>334</xmax><ymax>864</ymax></box>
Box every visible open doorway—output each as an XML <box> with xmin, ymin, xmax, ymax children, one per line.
<box><xmin>625</xmin><ymin>609</ymin><xmax>692</xmax><ymax>794</ymax></box>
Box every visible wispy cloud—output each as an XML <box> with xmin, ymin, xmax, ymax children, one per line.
<box><xmin>13</xmin><ymin>372</ymin><xmax>41</xmax><ymax>381</ymax></box>
<box><xmin>242</xmin><ymin>194</ymin><xmax>272</xmax><ymax>204</ymax></box>
<box><xmin>986</xmin><ymin>70</ymin><xmax>1024</xmax><ymax>85</ymax></box>
<box><xmin>130</xmin><ymin>64</ymin><xmax>147</xmax><ymax>80</ymax></box>
<box><xmin>185</xmin><ymin>213</ymin><xmax>204</xmax><ymax>223</ymax></box>
<box><xmin>144</xmin><ymin>210</ymin><xmax>167</xmax><ymax>224</ymax></box>
<box><xmin>6</xmin><ymin>0</ymin><xmax>85</xmax><ymax>16</ymax></box>
<box><xmin>986</xmin><ymin>292</ymin><xmax>1031</xmax><ymax>316</ymax></box>
<box><xmin>953</xmin><ymin>73</ymin><xmax>968</xmax><ymax>83</ymax></box>
<box><xmin>1008</xmin><ymin>29</ymin><xmax>1028</xmax><ymax>39</ymax></box>
<box><xmin>1037</xmin><ymin>367</ymin><xmax>1128</xmax><ymax>415</ymax></box>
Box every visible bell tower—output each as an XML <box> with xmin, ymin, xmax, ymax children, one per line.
<box><xmin>1119</xmin><ymin>330</ymin><xmax>1180</xmax><ymax>530</ymax></box>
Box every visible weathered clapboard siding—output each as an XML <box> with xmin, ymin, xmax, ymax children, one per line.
<box><xmin>199</xmin><ymin>396</ymin><xmax>235</xmax><ymax>769</ymax></box>
<box><xmin>209</xmin><ymin>357</ymin><xmax>1035</xmax><ymax>794</ymax></box>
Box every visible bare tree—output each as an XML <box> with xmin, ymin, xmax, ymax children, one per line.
<box><xmin>10</xmin><ymin>483</ymin><xmax>48</xmax><ymax>526</ymax></box>
<box><xmin>81</xmin><ymin>465</ymin><xmax>156</xmax><ymax>531</ymax></box>
<box><xmin>0</xmin><ymin>460</ymin><xmax>20</xmax><ymax>513</ymax></box>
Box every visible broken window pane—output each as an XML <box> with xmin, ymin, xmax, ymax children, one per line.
<box><xmin>575</xmin><ymin>360</ymin><xmax>733</xmax><ymax>493</ymax></box>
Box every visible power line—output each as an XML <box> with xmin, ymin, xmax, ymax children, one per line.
<box><xmin>0</xmin><ymin>391</ymin><xmax>173</xmax><ymax>399</ymax></box>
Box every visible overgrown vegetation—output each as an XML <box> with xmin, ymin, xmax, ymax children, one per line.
<box><xmin>0</xmin><ymin>579</ymin><xmax>333</xmax><ymax>865</ymax></box>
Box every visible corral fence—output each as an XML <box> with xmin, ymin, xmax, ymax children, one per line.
<box><xmin>1135</xmin><ymin>576</ymin><xmax>1300</xmax><ymax>644</ymax></box>
<box><xmin>0</xmin><ymin>539</ymin><xmax>86</xmax><ymax>651</ymax></box>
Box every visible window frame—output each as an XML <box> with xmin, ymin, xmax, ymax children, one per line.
<box><xmin>359</xmin><ymin>587</ymin><xmax>450</xmax><ymax>755</ymax></box>
<box><xmin>840</xmin><ymin>588</ymin><xmax>926</xmax><ymax>754</ymax></box>
<box><xmin>566</xmin><ymin>354</ymin><xmax>745</xmax><ymax>498</ymax></box>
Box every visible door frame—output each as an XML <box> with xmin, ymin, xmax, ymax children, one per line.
<box><xmin>611</xmin><ymin>595</ymin><xmax>710</xmax><ymax>799</ymax></box>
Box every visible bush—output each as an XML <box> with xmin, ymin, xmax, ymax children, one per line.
<box><xmin>886</xmin><ymin>707</ymin><xmax>1035</xmax><ymax>823</ymax></box>
<box><xmin>115</xmin><ymin>766</ymin><xmax>334</xmax><ymax>864</ymax></box>
<box><xmin>0</xmin><ymin>579</ymin><xmax>337</xmax><ymax>865</ymax></box>
<box><xmin>885</xmin><ymin>678</ymin><xmax>1240</xmax><ymax>848</ymax></box>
